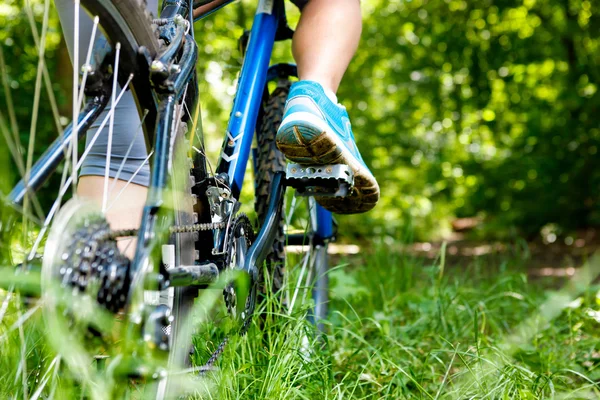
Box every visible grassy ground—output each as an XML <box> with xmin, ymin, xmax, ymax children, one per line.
<box><xmin>197</xmin><ymin>245</ymin><xmax>600</xmax><ymax>399</ymax></box>
<box><xmin>2</xmin><ymin>243</ymin><xmax>600</xmax><ymax>399</ymax></box>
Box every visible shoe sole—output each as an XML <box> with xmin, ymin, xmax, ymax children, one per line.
<box><xmin>276</xmin><ymin>113</ymin><xmax>380</xmax><ymax>214</ymax></box>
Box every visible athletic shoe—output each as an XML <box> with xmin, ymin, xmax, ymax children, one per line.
<box><xmin>276</xmin><ymin>81</ymin><xmax>379</xmax><ymax>214</ymax></box>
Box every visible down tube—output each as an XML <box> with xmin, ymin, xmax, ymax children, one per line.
<box><xmin>215</xmin><ymin>1</ymin><xmax>279</xmax><ymax>198</ymax></box>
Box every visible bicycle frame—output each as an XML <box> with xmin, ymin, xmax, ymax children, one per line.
<box><xmin>214</xmin><ymin>0</ymin><xmax>334</xmax><ymax>233</ymax></box>
<box><xmin>6</xmin><ymin>0</ymin><xmax>334</xmax><ymax>284</ymax></box>
<box><xmin>211</xmin><ymin>0</ymin><xmax>335</xmax><ymax>268</ymax></box>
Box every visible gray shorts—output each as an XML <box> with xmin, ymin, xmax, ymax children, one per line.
<box><xmin>55</xmin><ymin>0</ymin><xmax>158</xmax><ymax>187</ymax></box>
<box><xmin>55</xmin><ymin>0</ymin><xmax>309</xmax><ymax>187</ymax></box>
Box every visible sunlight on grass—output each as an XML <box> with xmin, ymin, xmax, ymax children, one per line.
<box><xmin>2</xmin><ymin>243</ymin><xmax>600</xmax><ymax>398</ymax></box>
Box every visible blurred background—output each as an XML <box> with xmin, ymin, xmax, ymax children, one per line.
<box><xmin>1</xmin><ymin>0</ymin><xmax>599</xmax><ymax>245</ymax></box>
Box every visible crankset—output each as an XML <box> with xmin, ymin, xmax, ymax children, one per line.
<box><xmin>197</xmin><ymin>213</ymin><xmax>257</xmax><ymax>374</ymax></box>
<box><xmin>223</xmin><ymin>213</ymin><xmax>257</xmax><ymax>331</ymax></box>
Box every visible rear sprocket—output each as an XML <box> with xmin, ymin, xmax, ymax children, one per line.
<box><xmin>42</xmin><ymin>198</ymin><xmax>132</xmax><ymax>314</ymax></box>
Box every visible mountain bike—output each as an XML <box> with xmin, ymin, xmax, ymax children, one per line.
<box><xmin>2</xmin><ymin>0</ymin><xmax>354</xmax><ymax>397</ymax></box>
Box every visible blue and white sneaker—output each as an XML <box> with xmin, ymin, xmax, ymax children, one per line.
<box><xmin>276</xmin><ymin>81</ymin><xmax>379</xmax><ymax>214</ymax></box>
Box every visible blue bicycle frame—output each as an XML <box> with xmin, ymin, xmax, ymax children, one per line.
<box><xmin>6</xmin><ymin>0</ymin><xmax>334</xmax><ymax>279</ymax></box>
<box><xmin>0</xmin><ymin>0</ymin><xmax>335</xmax><ymax>379</ymax></box>
<box><xmin>216</xmin><ymin>0</ymin><xmax>334</xmax><ymax>239</ymax></box>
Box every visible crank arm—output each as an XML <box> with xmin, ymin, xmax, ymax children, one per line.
<box><xmin>242</xmin><ymin>171</ymin><xmax>286</xmax><ymax>281</ymax></box>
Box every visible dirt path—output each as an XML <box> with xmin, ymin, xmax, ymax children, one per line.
<box><xmin>342</xmin><ymin>228</ymin><xmax>600</xmax><ymax>279</ymax></box>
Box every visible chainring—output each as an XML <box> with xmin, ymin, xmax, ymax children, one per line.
<box><xmin>223</xmin><ymin>214</ymin><xmax>255</xmax><ymax>320</ymax></box>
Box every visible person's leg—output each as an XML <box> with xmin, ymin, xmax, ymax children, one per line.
<box><xmin>277</xmin><ymin>0</ymin><xmax>379</xmax><ymax>214</ymax></box>
<box><xmin>77</xmin><ymin>176</ymin><xmax>147</xmax><ymax>254</ymax></box>
<box><xmin>55</xmin><ymin>0</ymin><xmax>157</xmax><ymax>255</ymax></box>
<box><xmin>292</xmin><ymin>0</ymin><xmax>362</xmax><ymax>94</ymax></box>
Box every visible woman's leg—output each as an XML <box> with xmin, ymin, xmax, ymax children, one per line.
<box><xmin>55</xmin><ymin>0</ymin><xmax>158</xmax><ymax>254</ymax></box>
<box><xmin>292</xmin><ymin>0</ymin><xmax>362</xmax><ymax>93</ymax></box>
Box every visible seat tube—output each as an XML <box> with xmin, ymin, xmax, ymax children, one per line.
<box><xmin>216</xmin><ymin>0</ymin><xmax>281</xmax><ymax>198</ymax></box>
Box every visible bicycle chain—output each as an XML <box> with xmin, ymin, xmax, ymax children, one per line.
<box><xmin>61</xmin><ymin>219</ymin><xmax>248</xmax><ymax>373</ymax></box>
<box><xmin>105</xmin><ymin>221</ymin><xmax>227</xmax><ymax>240</ymax></box>
<box><xmin>197</xmin><ymin>287</ymin><xmax>257</xmax><ymax>375</ymax></box>
<box><xmin>198</xmin><ymin>337</ymin><xmax>229</xmax><ymax>375</ymax></box>
<box><xmin>200</xmin><ymin>214</ymin><xmax>256</xmax><ymax>375</ymax></box>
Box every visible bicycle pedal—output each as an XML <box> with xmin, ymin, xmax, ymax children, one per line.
<box><xmin>285</xmin><ymin>164</ymin><xmax>354</xmax><ymax>198</ymax></box>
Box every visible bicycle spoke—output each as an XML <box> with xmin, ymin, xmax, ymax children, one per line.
<box><xmin>300</xmin><ymin>250</ymin><xmax>315</xmax><ymax>306</ymax></box>
<box><xmin>26</xmin><ymin>78</ymin><xmax>133</xmax><ymax>258</ymax></box>
<box><xmin>286</xmin><ymin>195</ymin><xmax>300</xmax><ymax>226</ymax></box>
<box><xmin>288</xmin><ymin>246</ymin><xmax>314</xmax><ymax>315</ymax></box>
<box><xmin>78</xmin><ymin>74</ymin><xmax>134</xmax><ymax>167</ymax></box>
<box><xmin>71</xmin><ymin>0</ymin><xmax>81</xmax><ymax>193</ymax></box>
<box><xmin>102</xmin><ymin>43</ymin><xmax>121</xmax><ymax>213</ymax></box>
<box><xmin>191</xmin><ymin>145</ymin><xmax>221</xmax><ymax>193</ymax></box>
<box><xmin>23</xmin><ymin>1</ymin><xmax>65</xmax><ymax>138</ymax></box>
<box><xmin>108</xmin><ymin>111</ymin><xmax>148</xmax><ymax>194</ymax></box>
<box><xmin>283</xmin><ymin>192</ymin><xmax>326</xmax><ymax>317</ymax></box>
<box><xmin>188</xmin><ymin>99</ymin><xmax>218</xmax><ymax>180</ymax></box>
<box><xmin>106</xmin><ymin>150</ymin><xmax>154</xmax><ymax>212</ymax></box>
<box><xmin>27</xmin><ymin>149</ymin><xmax>72</xmax><ymax>260</ymax></box>
<box><xmin>78</xmin><ymin>16</ymin><xmax>100</xmax><ymax>108</ymax></box>
<box><xmin>9</xmin><ymin>0</ymin><xmax>90</xmax><ymax>224</ymax></box>
<box><xmin>118</xmin><ymin>237</ymin><xmax>136</xmax><ymax>255</ymax></box>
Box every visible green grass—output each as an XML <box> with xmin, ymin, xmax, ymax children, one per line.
<box><xmin>2</xmin><ymin>244</ymin><xmax>600</xmax><ymax>399</ymax></box>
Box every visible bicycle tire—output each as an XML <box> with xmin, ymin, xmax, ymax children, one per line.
<box><xmin>89</xmin><ymin>0</ymin><xmax>202</xmax><ymax>386</ymax></box>
<box><xmin>81</xmin><ymin>0</ymin><xmax>160</xmax><ymax>135</ymax></box>
<box><xmin>255</xmin><ymin>82</ymin><xmax>289</xmax><ymax>295</ymax></box>
<box><xmin>156</xmin><ymin>120</ymin><xmax>198</xmax><ymax>400</ymax></box>
<box><xmin>254</xmin><ymin>80</ymin><xmax>331</xmax><ymax>333</ymax></box>
<box><xmin>55</xmin><ymin>0</ymin><xmax>197</xmax><ymax>394</ymax></box>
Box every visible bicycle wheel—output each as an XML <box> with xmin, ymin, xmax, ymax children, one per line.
<box><xmin>1</xmin><ymin>0</ymin><xmax>202</xmax><ymax>397</ymax></box>
<box><xmin>68</xmin><ymin>0</ymin><xmax>202</xmax><ymax>389</ymax></box>
<box><xmin>255</xmin><ymin>82</ymin><xmax>289</xmax><ymax>296</ymax></box>
<box><xmin>254</xmin><ymin>79</ymin><xmax>331</xmax><ymax>333</ymax></box>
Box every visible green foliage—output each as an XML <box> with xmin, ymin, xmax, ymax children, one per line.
<box><xmin>0</xmin><ymin>0</ymin><xmax>67</xmax><ymax>210</ymax></box>
<box><xmin>3</xmin><ymin>247</ymin><xmax>600</xmax><ymax>398</ymax></box>
<box><xmin>2</xmin><ymin>0</ymin><xmax>600</xmax><ymax>239</ymax></box>
<box><xmin>0</xmin><ymin>0</ymin><xmax>64</xmax><ymax>149</ymax></box>
<box><xmin>342</xmin><ymin>0</ymin><xmax>600</xmax><ymax>239</ymax></box>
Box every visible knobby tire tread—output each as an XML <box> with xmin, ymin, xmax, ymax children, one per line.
<box><xmin>80</xmin><ymin>0</ymin><xmax>160</xmax><ymax>60</ymax></box>
<box><xmin>255</xmin><ymin>83</ymin><xmax>290</xmax><ymax>294</ymax></box>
